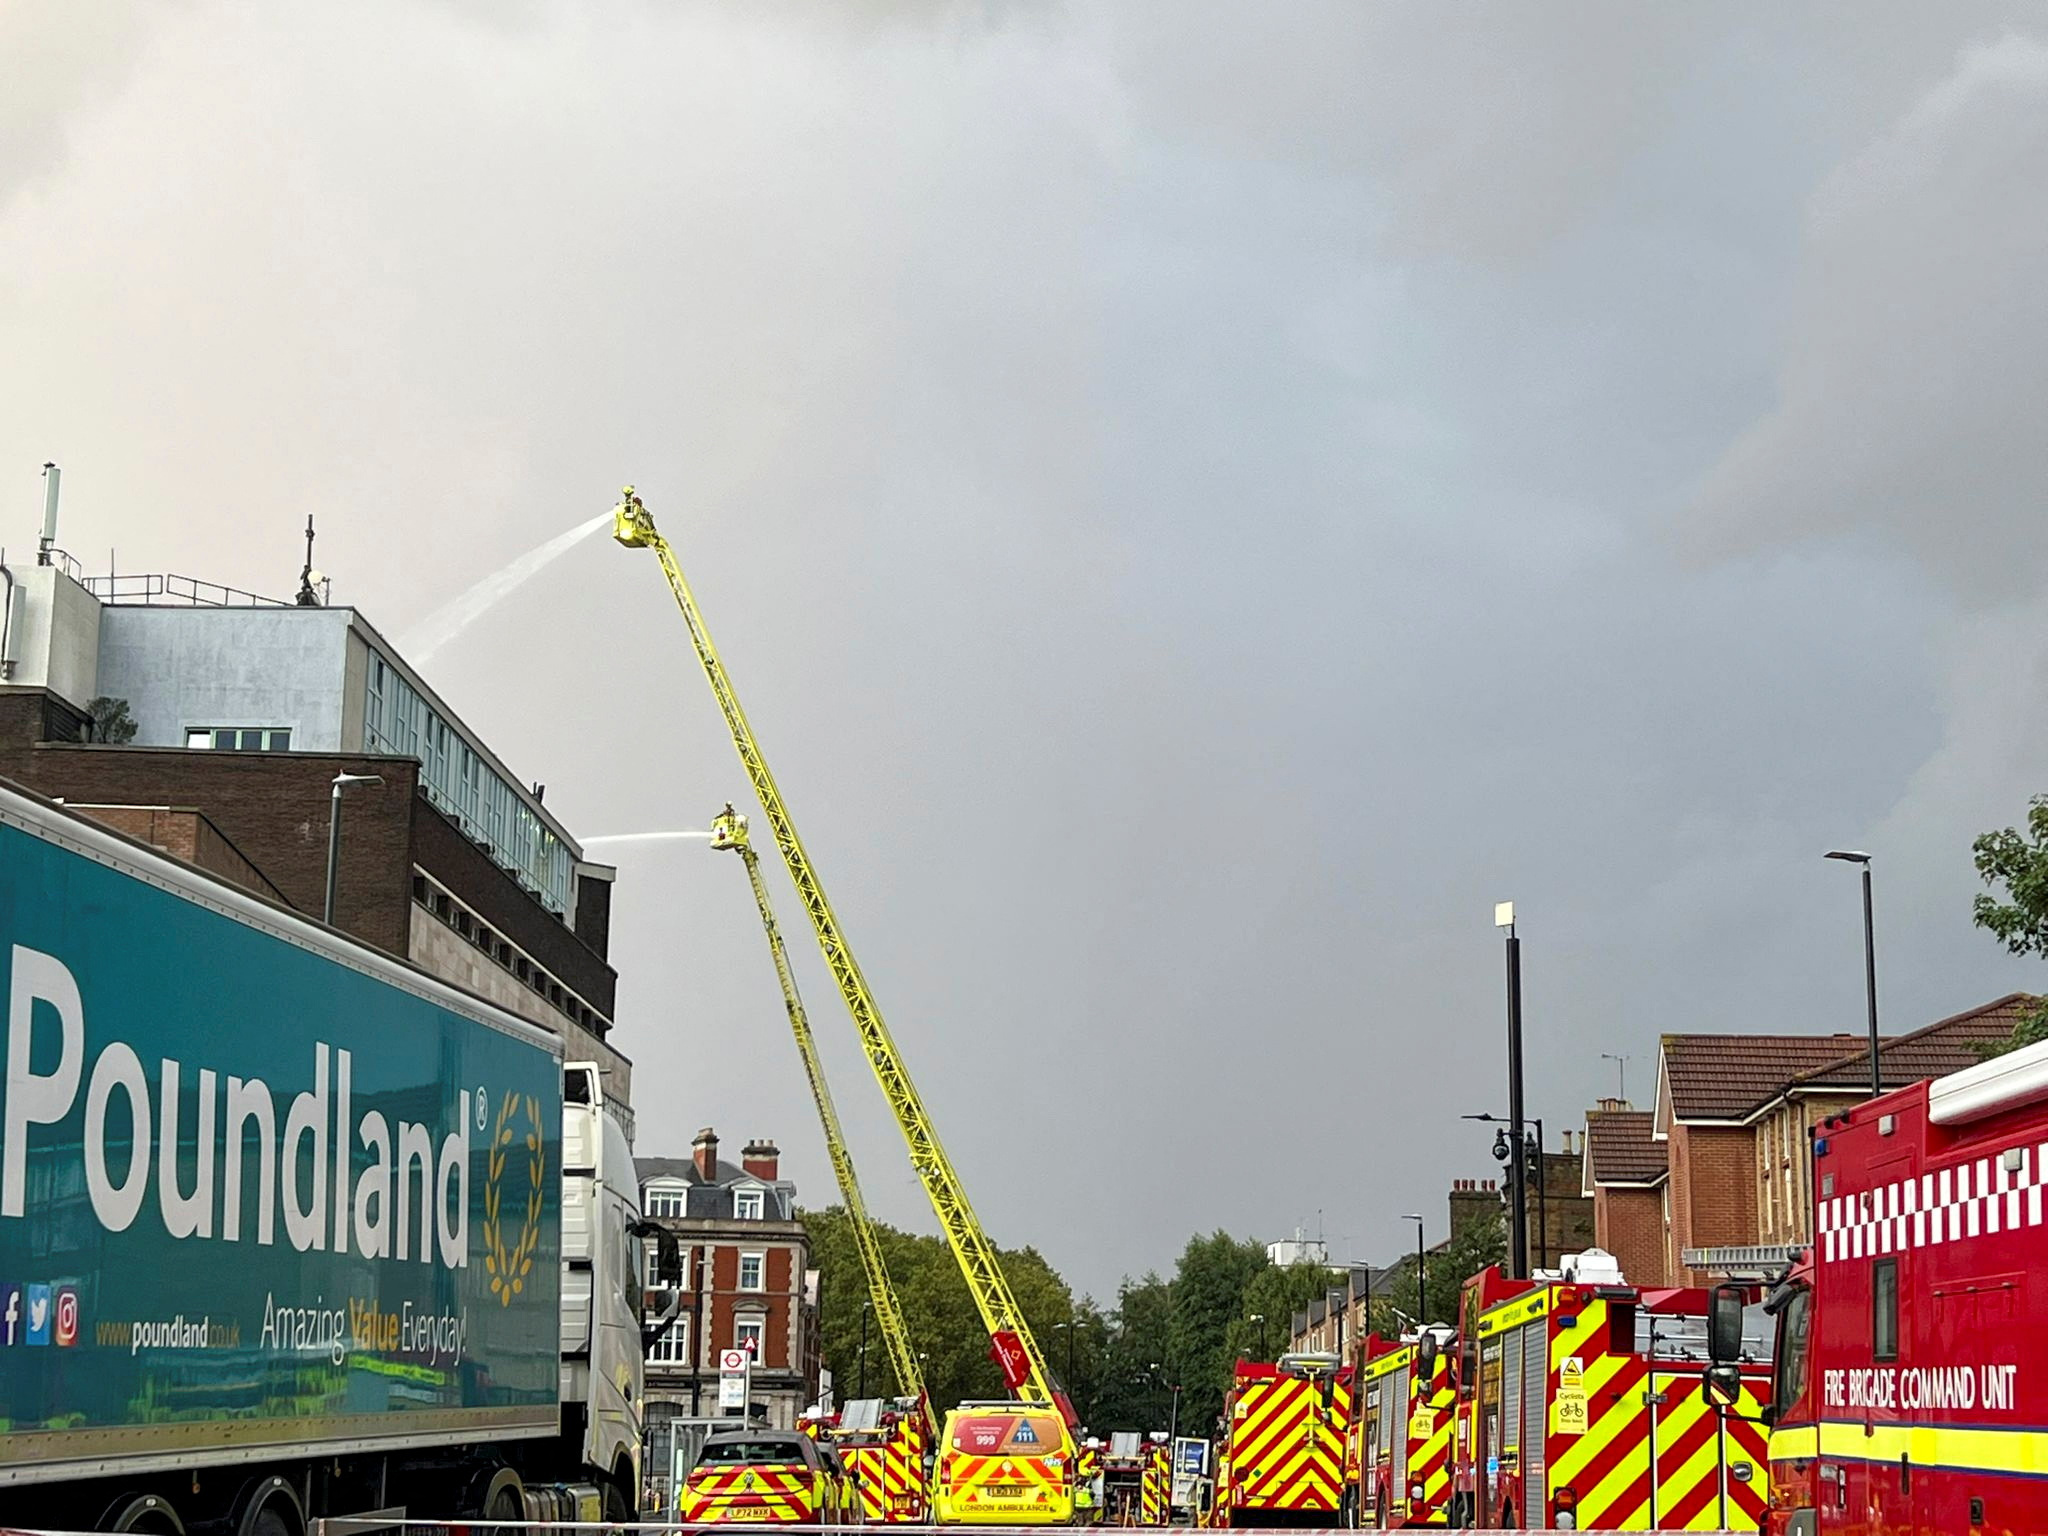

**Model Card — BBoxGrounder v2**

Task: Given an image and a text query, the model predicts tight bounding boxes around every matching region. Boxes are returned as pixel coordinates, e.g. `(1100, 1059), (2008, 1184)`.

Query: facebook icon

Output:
(0, 1285), (19, 1346)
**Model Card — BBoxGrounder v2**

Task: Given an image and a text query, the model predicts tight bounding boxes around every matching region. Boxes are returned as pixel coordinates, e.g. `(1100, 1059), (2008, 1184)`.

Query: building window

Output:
(736, 1317), (765, 1356)
(739, 1253), (765, 1292)
(1873, 1258), (1899, 1362)
(733, 1188), (765, 1222)
(645, 1187), (687, 1220)
(360, 651), (570, 915)
(648, 1317), (691, 1366)
(186, 726), (292, 751)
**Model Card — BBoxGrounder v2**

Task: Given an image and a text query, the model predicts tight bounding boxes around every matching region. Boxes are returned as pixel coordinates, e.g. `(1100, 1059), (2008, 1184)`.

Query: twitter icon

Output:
(25, 1283), (50, 1346)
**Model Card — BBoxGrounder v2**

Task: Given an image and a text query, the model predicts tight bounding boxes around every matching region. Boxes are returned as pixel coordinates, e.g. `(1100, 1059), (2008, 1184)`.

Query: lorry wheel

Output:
(98, 1493), (184, 1533)
(602, 1476), (632, 1522)
(233, 1475), (303, 1536)
(474, 1466), (525, 1521)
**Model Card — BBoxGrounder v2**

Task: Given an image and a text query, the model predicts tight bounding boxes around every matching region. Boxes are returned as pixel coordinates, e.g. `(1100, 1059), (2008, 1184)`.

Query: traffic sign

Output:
(719, 1346), (752, 1410)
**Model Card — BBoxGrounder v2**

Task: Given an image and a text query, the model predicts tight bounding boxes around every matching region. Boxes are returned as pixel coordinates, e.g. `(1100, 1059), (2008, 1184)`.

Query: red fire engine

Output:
(1219, 1353), (1354, 1526)
(1753, 1036), (2048, 1535)
(1454, 1251), (1771, 1530)
(1356, 1327), (1459, 1527)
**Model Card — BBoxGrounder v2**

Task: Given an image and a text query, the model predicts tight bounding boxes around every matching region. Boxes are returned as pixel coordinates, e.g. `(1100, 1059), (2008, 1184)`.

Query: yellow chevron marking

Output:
(1550, 1298), (1606, 1373)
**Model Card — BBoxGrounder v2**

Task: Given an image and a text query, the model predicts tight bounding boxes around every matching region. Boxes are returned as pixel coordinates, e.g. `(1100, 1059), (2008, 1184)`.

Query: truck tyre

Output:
(603, 1470), (633, 1522)
(98, 1492), (184, 1533)
(233, 1476), (303, 1536)
(475, 1466), (525, 1521)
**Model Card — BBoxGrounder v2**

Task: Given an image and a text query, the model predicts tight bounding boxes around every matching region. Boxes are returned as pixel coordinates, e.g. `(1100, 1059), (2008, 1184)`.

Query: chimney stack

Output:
(692, 1127), (719, 1181)
(742, 1140), (780, 1181)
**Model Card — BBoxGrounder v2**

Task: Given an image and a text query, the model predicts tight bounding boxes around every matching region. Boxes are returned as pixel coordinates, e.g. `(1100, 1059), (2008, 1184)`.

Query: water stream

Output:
(400, 510), (614, 664)
(580, 830), (715, 848)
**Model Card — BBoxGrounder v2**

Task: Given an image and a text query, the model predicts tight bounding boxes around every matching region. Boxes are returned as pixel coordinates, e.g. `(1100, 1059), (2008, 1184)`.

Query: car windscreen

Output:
(696, 1438), (813, 1468)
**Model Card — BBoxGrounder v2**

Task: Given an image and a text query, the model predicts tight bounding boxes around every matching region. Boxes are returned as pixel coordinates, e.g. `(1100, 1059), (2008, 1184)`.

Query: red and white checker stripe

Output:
(1818, 1143), (2048, 1263)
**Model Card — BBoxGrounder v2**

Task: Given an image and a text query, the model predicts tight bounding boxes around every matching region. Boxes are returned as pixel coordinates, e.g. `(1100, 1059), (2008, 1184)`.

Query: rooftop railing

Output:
(80, 572), (289, 607)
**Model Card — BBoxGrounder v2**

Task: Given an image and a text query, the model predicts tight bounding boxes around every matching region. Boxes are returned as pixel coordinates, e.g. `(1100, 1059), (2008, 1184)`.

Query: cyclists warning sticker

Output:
(1552, 1358), (1588, 1436)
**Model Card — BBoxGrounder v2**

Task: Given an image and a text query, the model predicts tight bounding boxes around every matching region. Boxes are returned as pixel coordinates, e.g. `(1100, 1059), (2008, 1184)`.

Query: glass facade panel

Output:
(361, 651), (570, 914)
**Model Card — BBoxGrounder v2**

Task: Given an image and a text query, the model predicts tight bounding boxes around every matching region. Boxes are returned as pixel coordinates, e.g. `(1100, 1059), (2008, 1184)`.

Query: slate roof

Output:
(1583, 1109), (1666, 1187)
(636, 1155), (798, 1221)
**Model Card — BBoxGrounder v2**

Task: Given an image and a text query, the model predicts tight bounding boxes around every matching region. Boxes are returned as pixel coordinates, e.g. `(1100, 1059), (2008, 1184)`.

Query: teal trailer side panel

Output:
(0, 806), (563, 1475)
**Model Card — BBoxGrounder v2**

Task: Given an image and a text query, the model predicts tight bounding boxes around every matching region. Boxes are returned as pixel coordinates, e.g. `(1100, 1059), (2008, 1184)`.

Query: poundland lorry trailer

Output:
(0, 782), (669, 1531)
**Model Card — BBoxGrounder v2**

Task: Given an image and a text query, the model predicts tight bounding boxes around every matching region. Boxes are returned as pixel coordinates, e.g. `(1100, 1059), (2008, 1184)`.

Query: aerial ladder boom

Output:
(614, 487), (1069, 1420)
(710, 802), (926, 1406)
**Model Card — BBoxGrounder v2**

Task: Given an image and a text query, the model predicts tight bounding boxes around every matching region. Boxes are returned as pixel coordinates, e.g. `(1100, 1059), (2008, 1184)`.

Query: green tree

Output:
(85, 695), (137, 744)
(802, 1207), (1111, 1423)
(1091, 1273), (1175, 1434)
(1971, 795), (2048, 1057)
(1219, 1262), (1341, 1371)
(1367, 1213), (1506, 1334)
(1165, 1232), (1268, 1435)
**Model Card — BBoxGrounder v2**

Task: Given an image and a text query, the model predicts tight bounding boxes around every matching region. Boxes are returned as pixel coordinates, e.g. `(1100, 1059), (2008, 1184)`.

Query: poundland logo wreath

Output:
(483, 1089), (545, 1305)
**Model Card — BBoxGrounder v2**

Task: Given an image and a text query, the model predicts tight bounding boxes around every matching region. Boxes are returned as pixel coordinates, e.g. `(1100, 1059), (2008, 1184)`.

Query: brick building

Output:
(1585, 997), (2035, 1285)
(637, 1131), (822, 1432)
(1581, 1101), (1667, 1285)
(0, 551), (630, 1109)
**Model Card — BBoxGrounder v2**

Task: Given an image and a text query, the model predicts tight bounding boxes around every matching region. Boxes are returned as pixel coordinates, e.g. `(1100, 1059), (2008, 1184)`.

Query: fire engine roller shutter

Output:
(1520, 1320), (1546, 1514)
(1502, 1325), (1524, 1463)
(1390, 1365), (1410, 1492)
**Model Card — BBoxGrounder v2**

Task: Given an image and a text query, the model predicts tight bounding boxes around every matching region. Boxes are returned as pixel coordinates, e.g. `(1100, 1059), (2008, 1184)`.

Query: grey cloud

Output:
(1689, 31), (2048, 600)
(0, 1), (162, 212)
(4, 2), (2046, 1299)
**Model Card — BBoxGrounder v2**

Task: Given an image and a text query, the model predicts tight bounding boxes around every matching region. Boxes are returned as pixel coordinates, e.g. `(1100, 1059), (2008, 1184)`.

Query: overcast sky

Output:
(6, 1), (2046, 1299)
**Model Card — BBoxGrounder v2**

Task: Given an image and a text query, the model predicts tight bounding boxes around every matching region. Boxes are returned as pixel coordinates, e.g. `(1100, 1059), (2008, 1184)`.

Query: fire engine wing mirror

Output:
(1703, 1363), (1742, 1409)
(631, 1220), (683, 1286)
(1708, 1283), (1746, 1364)
(1418, 1332), (1440, 1371)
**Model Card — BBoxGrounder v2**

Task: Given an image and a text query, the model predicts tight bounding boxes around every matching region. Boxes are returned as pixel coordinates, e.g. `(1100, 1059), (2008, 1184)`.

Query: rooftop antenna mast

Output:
(1600, 1052), (1628, 1101)
(295, 514), (321, 607)
(38, 463), (60, 566)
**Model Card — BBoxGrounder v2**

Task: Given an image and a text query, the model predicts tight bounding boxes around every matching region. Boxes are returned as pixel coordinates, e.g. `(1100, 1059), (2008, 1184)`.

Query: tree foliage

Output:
(803, 1209), (1508, 1443)
(1364, 1213), (1506, 1336)
(1971, 796), (2048, 1057)
(802, 1206), (1108, 1422)
(85, 695), (137, 745)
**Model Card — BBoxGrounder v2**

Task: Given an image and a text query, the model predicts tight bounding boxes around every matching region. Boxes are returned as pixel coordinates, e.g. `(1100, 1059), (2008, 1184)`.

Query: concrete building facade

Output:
(0, 547), (631, 1110)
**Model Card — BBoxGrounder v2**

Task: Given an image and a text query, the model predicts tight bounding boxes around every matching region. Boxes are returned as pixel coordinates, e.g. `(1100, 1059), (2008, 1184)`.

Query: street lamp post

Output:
(1249, 1313), (1267, 1360)
(324, 772), (385, 926)
(690, 1243), (709, 1415)
(1463, 1111), (1548, 1271)
(1054, 1320), (1076, 1388)
(1826, 851), (1881, 1097)
(1496, 902), (1529, 1277)
(1404, 1215), (1425, 1325)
